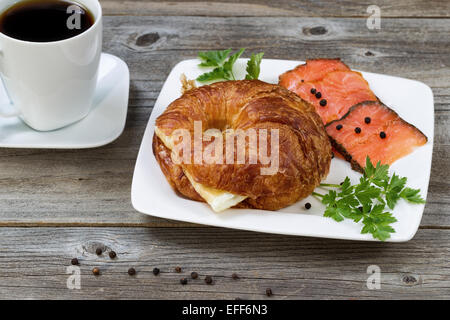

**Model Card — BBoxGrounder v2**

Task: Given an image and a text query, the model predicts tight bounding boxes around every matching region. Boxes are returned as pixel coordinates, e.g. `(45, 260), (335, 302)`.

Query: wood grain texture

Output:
(0, 227), (449, 299)
(0, 16), (448, 226)
(0, 2), (449, 300)
(103, 16), (450, 87)
(100, 0), (450, 18)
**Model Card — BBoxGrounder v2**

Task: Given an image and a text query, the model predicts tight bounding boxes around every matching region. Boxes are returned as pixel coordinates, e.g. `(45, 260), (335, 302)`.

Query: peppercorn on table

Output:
(0, 0), (449, 299)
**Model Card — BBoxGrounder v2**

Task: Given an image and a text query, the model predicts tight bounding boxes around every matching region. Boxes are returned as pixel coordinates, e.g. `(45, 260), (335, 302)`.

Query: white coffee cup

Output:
(0, 0), (102, 131)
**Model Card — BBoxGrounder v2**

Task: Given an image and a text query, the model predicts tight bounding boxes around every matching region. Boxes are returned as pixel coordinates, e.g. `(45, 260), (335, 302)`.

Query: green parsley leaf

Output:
(388, 173), (407, 193)
(385, 191), (400, 210)
(322, 190), (337, 206)
(364, 157), (376, 178)
(198, 49), (231, 67)
(245, 52), (264, 80)
(338, 195), (359, 208)
(354, 181), (380, 207)
(371, 224), (396, 241)
(196, 67), (227, 82)
(400, 187), (426, 204)
(385, 173), (407, 209)
(317, 156), (425, 241)
(373, 161), (389, 182)
(339, 177), (353, 195)
(223, 48), (245, 80)
(324, 206), (344, 222)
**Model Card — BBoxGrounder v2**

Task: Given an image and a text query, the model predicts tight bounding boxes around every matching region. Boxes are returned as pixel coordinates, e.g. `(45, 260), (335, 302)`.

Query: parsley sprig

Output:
(313, 157), (426, 241)
(197, 49), (264, 83)
(245, 52), (264, 80)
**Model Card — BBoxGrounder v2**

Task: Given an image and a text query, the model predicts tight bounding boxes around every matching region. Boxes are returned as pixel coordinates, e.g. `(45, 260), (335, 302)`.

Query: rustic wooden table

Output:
(0, 0), (449, 299)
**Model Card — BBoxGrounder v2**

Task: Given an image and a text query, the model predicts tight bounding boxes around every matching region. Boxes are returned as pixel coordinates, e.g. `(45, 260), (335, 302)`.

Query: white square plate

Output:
(131, 59), (434, 242)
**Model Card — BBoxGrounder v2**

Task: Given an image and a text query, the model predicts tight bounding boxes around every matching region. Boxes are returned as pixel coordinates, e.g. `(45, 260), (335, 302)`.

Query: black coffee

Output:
(0, 0), (94, 42)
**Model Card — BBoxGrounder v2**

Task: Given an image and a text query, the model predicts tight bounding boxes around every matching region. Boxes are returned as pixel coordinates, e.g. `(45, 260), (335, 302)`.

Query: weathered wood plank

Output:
(0, 227), (448, 299)
(100, 0), (450, 18)
(102, 16), (450, 87)
(0, 16), (448, 226)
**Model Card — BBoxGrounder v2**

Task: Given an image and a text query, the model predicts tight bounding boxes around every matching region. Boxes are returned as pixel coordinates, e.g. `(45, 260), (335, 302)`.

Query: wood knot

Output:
(135, 33), (160, 47)
(365, 51), (375, 56)
(303, 26), (327, 36)
(402, 275), (418, 285)
(83, 241), (107, 255)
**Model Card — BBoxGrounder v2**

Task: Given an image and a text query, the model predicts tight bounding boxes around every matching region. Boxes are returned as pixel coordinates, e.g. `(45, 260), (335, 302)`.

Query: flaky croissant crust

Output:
(153, 80), (332, 211)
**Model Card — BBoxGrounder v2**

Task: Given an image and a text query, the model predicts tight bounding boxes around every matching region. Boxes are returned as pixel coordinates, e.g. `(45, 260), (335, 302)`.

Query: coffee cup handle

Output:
(0, 48), (20, 118)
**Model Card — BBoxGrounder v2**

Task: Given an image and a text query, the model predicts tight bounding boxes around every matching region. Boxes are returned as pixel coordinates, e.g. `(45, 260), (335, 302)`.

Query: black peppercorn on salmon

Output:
(279, 59), (377, 124)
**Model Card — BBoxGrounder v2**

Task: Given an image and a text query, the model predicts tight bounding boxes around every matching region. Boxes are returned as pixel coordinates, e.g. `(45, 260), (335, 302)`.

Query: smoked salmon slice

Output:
(279, 59), (350, 89)
(326, 101), (428, 172)
(292, 71), (377, 124)
(279, 59), (377, 124)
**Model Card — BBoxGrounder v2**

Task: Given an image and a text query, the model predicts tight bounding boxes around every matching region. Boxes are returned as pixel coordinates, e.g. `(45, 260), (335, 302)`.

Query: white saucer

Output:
(0, 53), (129, 149)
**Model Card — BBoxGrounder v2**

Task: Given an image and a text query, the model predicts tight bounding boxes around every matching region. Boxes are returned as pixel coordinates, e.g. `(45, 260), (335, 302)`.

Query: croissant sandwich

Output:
(153, 80), (332, 212)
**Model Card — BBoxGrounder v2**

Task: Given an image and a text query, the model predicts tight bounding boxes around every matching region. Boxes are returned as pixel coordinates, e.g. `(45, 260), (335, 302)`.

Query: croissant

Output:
(153, 80), (332, 212)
